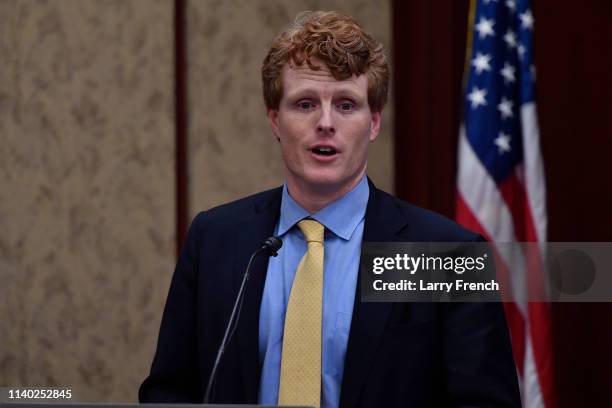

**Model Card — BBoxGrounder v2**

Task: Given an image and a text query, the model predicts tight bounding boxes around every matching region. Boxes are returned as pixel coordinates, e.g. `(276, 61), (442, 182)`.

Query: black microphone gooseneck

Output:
(203, 236), (283, 403)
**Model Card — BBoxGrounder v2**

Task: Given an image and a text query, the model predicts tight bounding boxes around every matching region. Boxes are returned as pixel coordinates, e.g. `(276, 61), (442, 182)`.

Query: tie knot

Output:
(298, 219), (325, 243)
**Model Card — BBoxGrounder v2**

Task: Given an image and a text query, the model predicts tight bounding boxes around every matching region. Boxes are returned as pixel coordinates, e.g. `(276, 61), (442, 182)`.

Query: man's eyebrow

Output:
(334, 90), (364, 100)
(285, 87), (365, 99)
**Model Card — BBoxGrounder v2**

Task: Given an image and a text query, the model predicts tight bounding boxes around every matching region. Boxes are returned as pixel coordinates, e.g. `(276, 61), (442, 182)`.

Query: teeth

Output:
(313, 147), (336, 155)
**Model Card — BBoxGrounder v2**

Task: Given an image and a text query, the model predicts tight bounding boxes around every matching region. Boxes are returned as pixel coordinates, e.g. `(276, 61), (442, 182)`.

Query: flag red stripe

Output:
(499, 175), (556, 407)
(455, 191), (490, 239)
(498, 173), (539, 242)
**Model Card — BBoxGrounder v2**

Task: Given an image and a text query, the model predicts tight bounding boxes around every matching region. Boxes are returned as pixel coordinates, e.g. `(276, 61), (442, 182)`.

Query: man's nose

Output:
(316, 104), (336, 135)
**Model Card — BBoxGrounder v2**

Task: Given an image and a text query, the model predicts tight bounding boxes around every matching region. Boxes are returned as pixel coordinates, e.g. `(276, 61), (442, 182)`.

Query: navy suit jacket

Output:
(139, 180), (521, 407)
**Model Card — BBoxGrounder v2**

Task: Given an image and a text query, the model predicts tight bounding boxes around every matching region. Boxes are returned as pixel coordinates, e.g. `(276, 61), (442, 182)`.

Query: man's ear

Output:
(369, 111), (382, 142)
(267, 109), (281, 142)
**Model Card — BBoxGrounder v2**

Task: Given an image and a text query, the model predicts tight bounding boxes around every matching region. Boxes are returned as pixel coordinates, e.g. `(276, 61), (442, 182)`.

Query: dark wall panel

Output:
(534, 1), (612, 406)
(393, 0), (469, 217)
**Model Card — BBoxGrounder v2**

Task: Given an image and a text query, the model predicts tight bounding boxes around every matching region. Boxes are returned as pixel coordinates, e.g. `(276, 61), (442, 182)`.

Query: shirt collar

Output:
(277, 175), (369, 240)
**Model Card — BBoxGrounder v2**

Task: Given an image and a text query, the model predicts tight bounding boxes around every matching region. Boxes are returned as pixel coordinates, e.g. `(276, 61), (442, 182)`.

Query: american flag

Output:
(455, 0), (555, 407)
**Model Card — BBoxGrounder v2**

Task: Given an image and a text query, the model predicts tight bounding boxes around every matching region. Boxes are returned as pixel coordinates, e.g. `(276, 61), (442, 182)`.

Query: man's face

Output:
(267, 60), (381, 196)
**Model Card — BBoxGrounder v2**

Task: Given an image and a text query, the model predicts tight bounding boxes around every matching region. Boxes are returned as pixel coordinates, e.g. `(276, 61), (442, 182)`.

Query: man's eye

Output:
(338, 102), (354, 111)
(297, 101), (314, 110)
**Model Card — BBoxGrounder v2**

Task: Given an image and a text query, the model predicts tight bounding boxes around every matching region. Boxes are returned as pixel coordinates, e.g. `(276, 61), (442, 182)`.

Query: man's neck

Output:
(286, 172), (365, 214)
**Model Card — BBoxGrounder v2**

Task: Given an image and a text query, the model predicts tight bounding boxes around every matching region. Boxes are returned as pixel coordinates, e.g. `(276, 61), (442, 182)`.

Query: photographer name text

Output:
(372, 279), (499, 292)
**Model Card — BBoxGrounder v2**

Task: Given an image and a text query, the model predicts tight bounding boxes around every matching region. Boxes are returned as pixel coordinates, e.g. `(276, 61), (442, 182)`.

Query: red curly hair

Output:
(261, 11), (389, 113)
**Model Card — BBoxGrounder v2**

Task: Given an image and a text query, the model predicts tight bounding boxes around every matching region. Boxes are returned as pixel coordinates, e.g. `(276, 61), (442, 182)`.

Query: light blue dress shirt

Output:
(258, 175), (369, 408)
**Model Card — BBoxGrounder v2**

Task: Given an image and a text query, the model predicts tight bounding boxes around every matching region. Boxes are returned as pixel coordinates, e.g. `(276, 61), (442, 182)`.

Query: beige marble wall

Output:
(187, 0), (394, 215)
(0, 0), (175, 402)
(0, 0), (394, 402)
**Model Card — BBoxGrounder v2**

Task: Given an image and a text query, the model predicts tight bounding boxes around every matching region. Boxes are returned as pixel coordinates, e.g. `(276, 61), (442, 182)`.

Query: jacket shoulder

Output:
(189, 186), (282, 231)
(375, 188), (481, 242)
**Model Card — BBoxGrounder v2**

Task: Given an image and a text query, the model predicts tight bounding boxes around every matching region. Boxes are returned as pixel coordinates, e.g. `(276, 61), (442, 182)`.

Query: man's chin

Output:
(299, 173), (361, 195)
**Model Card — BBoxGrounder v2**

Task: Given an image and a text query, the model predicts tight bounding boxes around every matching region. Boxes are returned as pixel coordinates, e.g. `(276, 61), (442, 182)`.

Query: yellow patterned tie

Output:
(278, 219), (325, 408)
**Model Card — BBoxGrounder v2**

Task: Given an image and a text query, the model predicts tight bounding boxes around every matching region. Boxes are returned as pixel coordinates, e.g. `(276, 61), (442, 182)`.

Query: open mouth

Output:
(311, 146), (338, 156)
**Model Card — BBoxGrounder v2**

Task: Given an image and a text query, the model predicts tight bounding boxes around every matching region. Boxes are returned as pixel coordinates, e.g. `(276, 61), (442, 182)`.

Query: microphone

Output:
(262, 236), (282, 256)
(203, 236), (283, 403)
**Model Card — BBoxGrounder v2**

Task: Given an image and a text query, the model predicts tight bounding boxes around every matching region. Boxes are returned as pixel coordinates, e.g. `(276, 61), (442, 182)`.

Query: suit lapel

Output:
(339, 180), (409, 408)
(229, 188), (282, 402)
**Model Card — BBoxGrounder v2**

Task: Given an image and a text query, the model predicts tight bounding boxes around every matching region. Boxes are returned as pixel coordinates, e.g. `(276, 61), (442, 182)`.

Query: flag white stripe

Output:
(521, 104), (549, 408)
(521, 102), (548, 242)
(524, 325), (545, 408)
(521, 103), (547, 244)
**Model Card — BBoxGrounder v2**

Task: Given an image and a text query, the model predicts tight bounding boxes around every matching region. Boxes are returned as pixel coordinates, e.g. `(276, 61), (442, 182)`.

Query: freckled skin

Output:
(267, 61), (382, 213)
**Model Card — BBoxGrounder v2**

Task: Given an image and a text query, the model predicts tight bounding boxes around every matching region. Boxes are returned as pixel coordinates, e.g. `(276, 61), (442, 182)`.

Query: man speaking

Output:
(140, 11), (520, 408)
